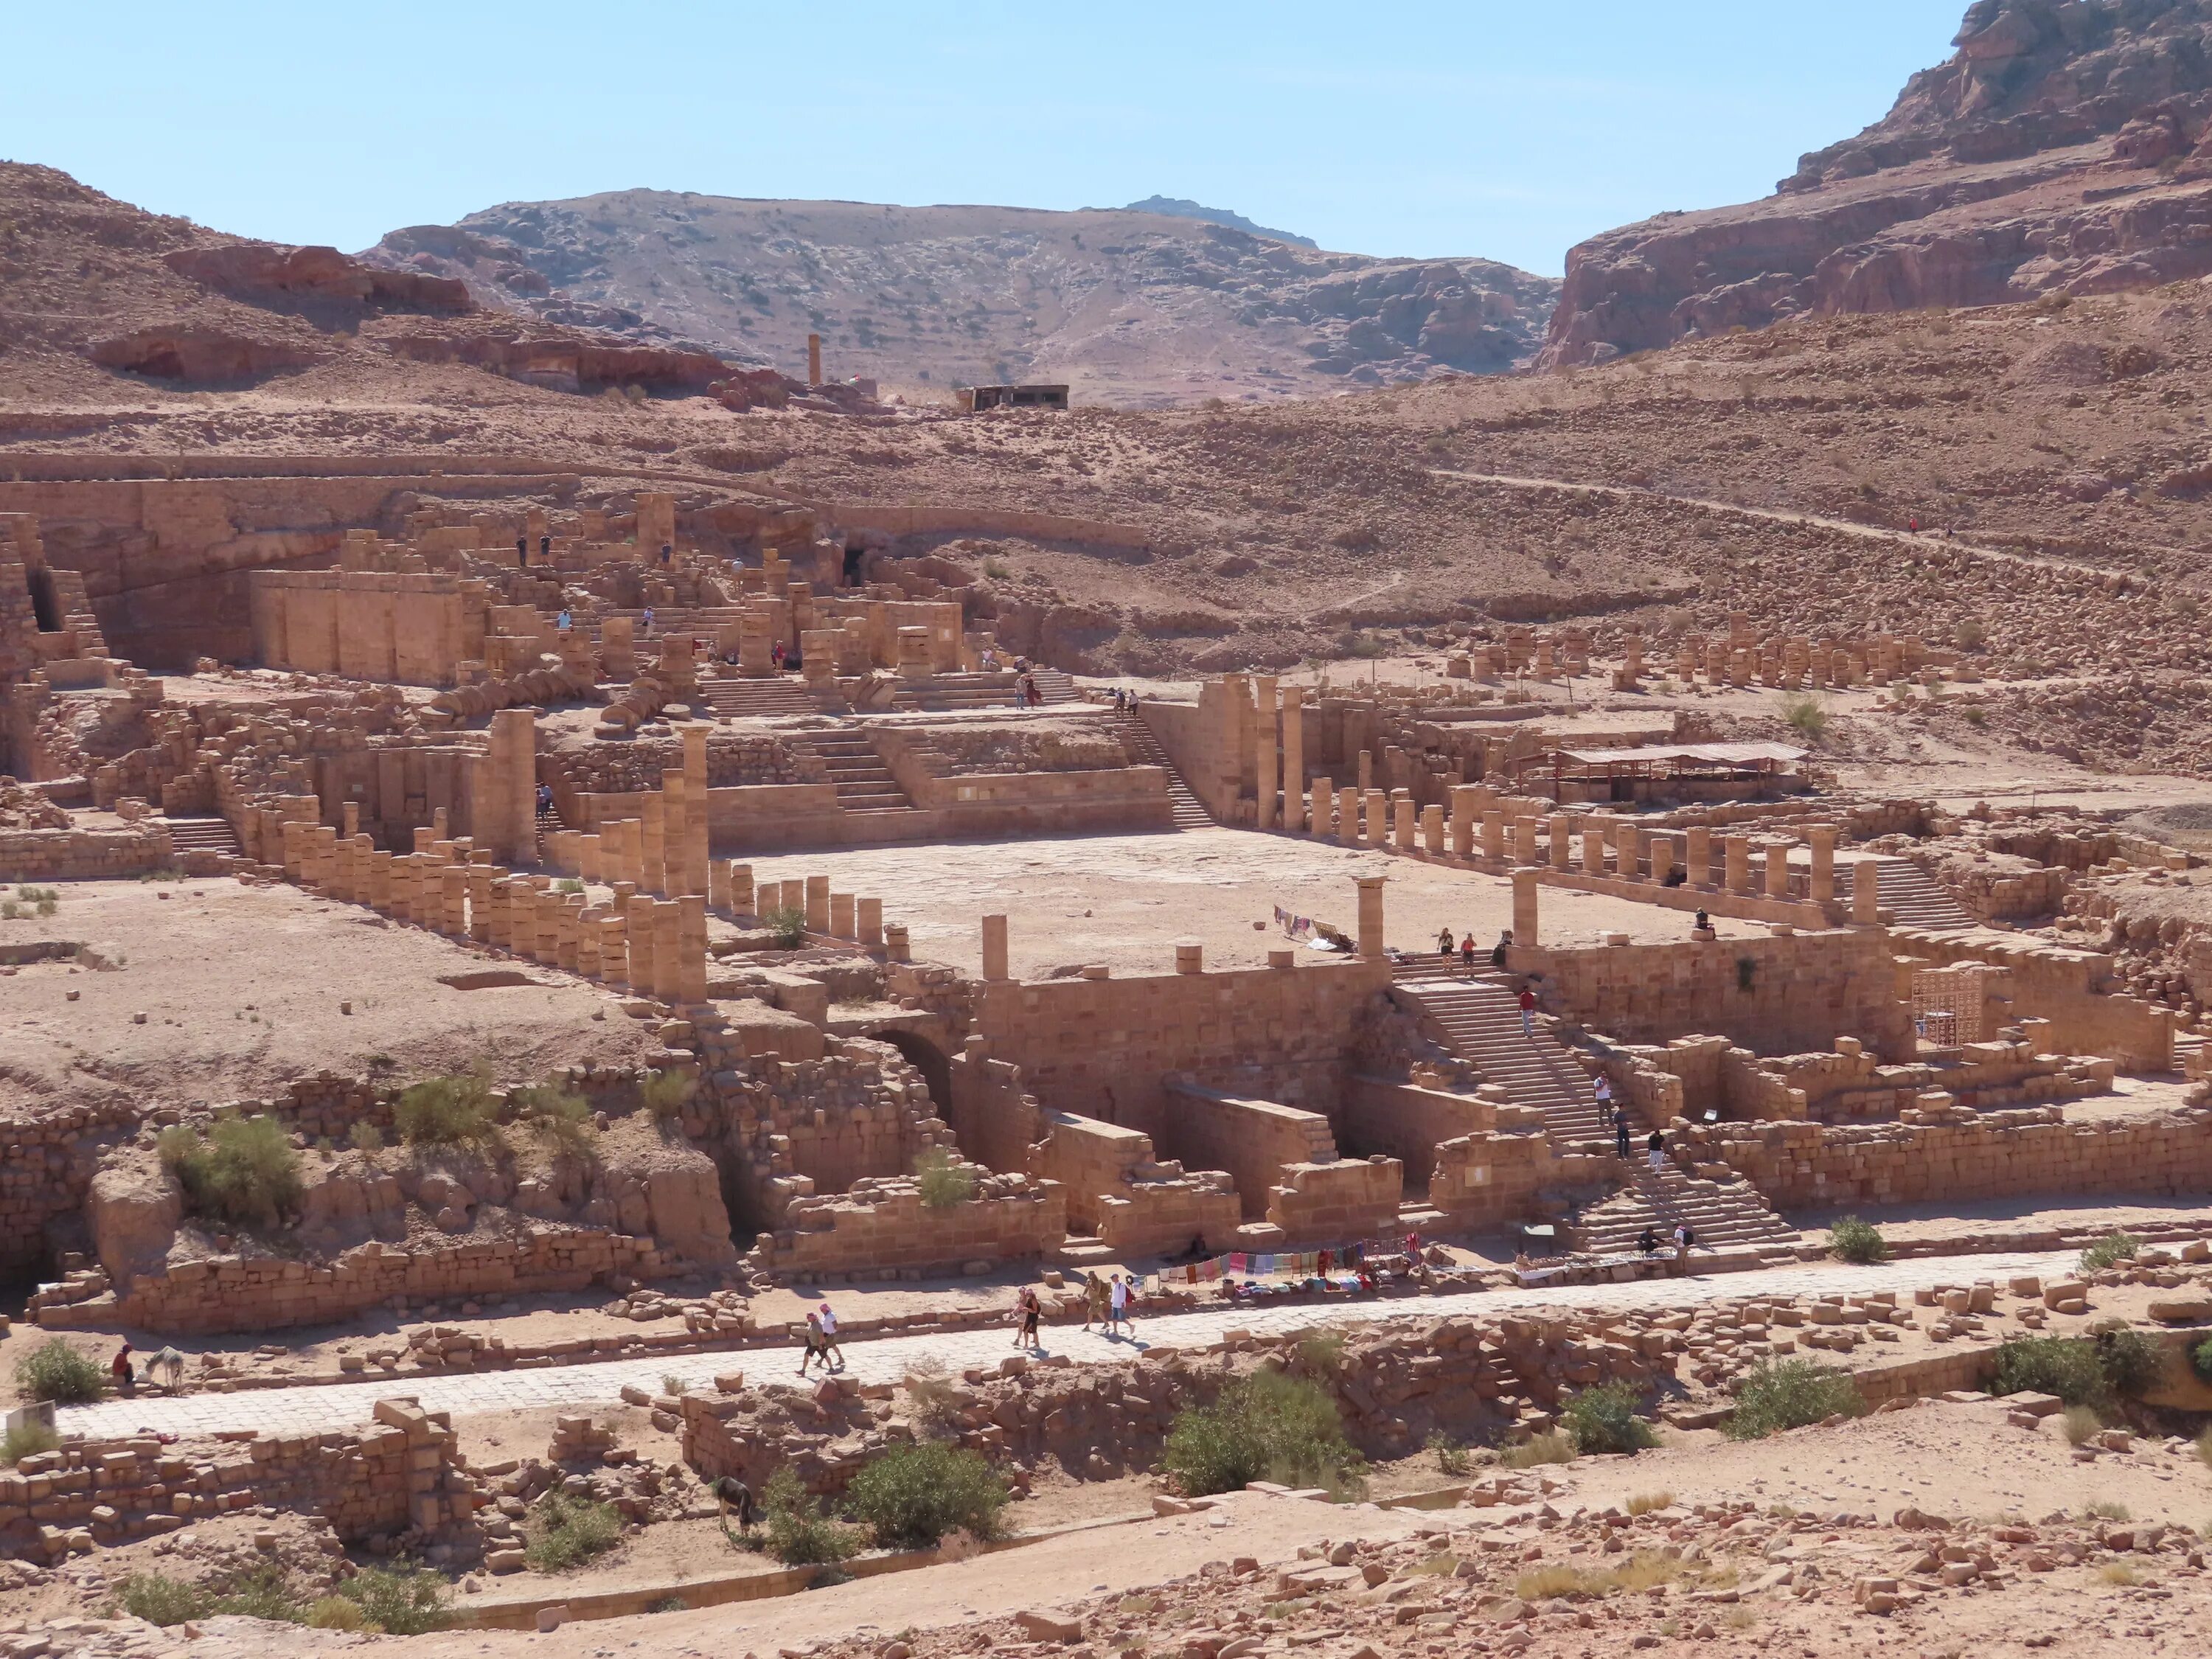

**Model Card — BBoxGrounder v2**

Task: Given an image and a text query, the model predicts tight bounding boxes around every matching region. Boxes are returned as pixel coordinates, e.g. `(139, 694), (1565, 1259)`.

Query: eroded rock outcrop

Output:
(1544, 0), (2212, 365)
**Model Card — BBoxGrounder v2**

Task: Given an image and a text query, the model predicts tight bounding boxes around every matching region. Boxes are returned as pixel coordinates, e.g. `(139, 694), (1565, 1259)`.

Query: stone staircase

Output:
(1840, 856), (1975, 929)
(1112, 712), (1212, 829)
(1565, 1160), (1799, 1260)
(890, 668), (1082, 712)
(700, 675), (821, 718)
(160, 815), (243, 857)
(790, 731), (914, 814)
(1394, 976), (1604, 1144)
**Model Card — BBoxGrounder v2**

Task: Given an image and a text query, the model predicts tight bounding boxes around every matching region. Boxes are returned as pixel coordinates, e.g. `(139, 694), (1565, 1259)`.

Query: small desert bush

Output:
(157, 1113), (302, 1229)
(2082, 1498), (2131, 1522)
(114, 1571), (208, 1625)
(1514, 1551), (1686, 1601)
(762, 904), (809, 949)
(2191, 1335), (2212, 1385)
(513, 1085), (597, 1158)
(1991, 1332), (2159, 1408)
(2099, 1562), (2140, 1586)
(759, 1468), (860, 1566)
(1294, 1329), (1347, 1375)
(638, 1067), (697, 1121)
(845, 1441), (1008, 1549)
(14, 1338), (105, 1404)
(1161, 1369), (1366, 1497)
(914, 1146), (976, 1209)
(1827, 1216), (1888, 1265)
(1500, 1430), (1577, 1470)
(2079, 1230), (2140, 1273)
(1427, 1430), (1469, 1476)
(348, 1122), (383, 1153)
(1561, 1382), (1657, 1455)
(2096, 1326), (2164, 1399)
(394, 1070), (498, 1146)
(2194, 1425), (2212, 1470)
(333, 1563), (453, 1634)
(524, 1492), (625, 1572)
(555, 877), (584, 894)
(1780, 692), (1829, 742)
(16, 886), (58, 917)
(1723, 1360), (1863, 1440)
(901, 1357), (964, 1440)
(305, 1596), (366, 1630)
(2062, 1405), (2103, 1447)
(213, 1563), (304, 1622)
(1, 1419), (58, 1462)
(1627, 1490), (1674, 1516)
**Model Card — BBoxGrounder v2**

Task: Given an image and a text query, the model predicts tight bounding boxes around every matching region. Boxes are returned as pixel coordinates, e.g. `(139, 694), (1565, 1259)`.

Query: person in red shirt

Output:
(1518, 984), (1537, 1037)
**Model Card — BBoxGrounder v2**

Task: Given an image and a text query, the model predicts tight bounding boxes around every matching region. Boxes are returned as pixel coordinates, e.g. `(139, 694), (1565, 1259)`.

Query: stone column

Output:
(627, 895), (658, 992)
(858, 897), (883, 948)
(577, 905), (602, 979)
(1764, 841), (1792, 899)
(441, 866), (468, 938)
(681, 723), (712, 897)
(830, 891), (855, 939)
(1852, 860), (1881, 925)
(600, 915), (629, 988)
(1514, 816), (1540, 865)
(1723, 835), (1751, 894)
(1549, 814), (1574, 871)
(1686, 826), (1713, 889)
(1357, 750), (1374, 792)
(601, 615), (636, 681)
(652, 901), (683, 1002)
(730, 861), (755, 916)
(1449, 786), (1478, 858)
(659, 770), (686, 895)
(1650, 838), (1674, 886)
(1393, 793), (1416, 851)
(1582, 824), (1607, 877)
(708, 855), (728, 912)
(1809, 828), (1837, 905)
(487, 708), (538, 867)
(1482, 810), (1506, 862)
(1253, 675), (1278, 830)
(1613, 820), (1640, 883)
(640, 793), (664, 897)
(1310, 776), (1334, 838)
(982, 914), (1010, 981)
(368, 850), (393, 914)
(1281, 688), (1306, 831)
(804, 874), (830, 935)
(1365, 789), (1388, 849)
(557, 895), (584, 972)
(678, 895), (709, 1004)
(1355, 875), (1386, 961)
(1338, 787), (1360, 846)
(1175, 942), (1204, 975)
(1421, 803), (1445, 855)
(578, 833), (602, 885)
(1512, 868), (1540, 947)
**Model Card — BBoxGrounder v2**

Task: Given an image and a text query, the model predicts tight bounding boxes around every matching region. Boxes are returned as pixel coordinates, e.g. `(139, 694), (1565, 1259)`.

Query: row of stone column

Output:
(541, 723), (713, 900)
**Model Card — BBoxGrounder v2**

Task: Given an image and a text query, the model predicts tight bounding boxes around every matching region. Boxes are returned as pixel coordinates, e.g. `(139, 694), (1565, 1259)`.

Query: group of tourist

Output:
(795, 1301), (847, 1375)
(1435, 926), (1515, 978)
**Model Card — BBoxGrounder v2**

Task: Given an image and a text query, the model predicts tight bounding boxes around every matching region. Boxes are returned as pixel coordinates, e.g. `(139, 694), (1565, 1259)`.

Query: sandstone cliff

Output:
(1543, 0), (2212, 366)
(361, 192), (1559, 407)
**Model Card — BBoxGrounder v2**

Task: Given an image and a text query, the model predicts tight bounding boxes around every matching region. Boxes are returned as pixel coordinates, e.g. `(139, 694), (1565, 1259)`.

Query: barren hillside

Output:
(361, 192), (1559, 408)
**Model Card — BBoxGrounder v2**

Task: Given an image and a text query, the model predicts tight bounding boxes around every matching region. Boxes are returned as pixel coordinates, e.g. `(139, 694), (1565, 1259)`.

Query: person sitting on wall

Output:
(1638, 1226), (1660, 1256)
(111, 1343), (136, 1396)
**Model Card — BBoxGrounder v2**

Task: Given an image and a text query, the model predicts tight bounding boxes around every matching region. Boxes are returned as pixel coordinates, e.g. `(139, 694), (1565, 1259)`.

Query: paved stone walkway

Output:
(57, 1248), (2083, 1441)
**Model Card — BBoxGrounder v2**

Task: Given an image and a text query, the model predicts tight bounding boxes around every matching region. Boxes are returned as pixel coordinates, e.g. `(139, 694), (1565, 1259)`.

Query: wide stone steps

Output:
(700, 676), (820, 718)
(1840, 857), (1974, 929)
(793, 734), (913, 813)
(160, 816), (243, 855)
(1565, 1162), (1799, 1258)
(1394, 978), (1604, 1144)
(1112, 712), (1212, 829)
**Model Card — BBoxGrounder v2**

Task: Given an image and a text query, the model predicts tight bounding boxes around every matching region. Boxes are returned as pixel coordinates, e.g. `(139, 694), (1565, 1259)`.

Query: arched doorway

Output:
(872, 1029), (952, 1119)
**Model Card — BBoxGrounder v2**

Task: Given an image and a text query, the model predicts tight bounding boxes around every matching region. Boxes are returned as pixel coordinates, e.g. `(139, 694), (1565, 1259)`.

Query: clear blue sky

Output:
(5, 2), (1966, 275)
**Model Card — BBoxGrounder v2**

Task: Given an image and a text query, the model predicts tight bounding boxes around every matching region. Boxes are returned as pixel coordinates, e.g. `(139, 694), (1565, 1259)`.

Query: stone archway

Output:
(872, 1028), (953, 1119)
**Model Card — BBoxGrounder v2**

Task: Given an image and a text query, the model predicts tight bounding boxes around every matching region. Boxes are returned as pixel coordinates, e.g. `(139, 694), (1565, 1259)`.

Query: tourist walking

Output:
(1615, 1113), (1632, 1159)
(1108, 1272), (1131, 1336)
(797, 1311), (830, 1377)
(1436, 925), (1455, 962)
(515, 535), (528, 570)
(1593, 1074), (1614, 1127)
(816, 1301), (845, 1366)
(539, 535), (551, 563)
(641, 605), (655, 638)
(1646, 1130), (1666, 1173)
(1518, 982), (1537, 1037)
(1460, 933), (1477, 976)
(557, 609), (572, 635)
(1083, 1270), (1109, 1330)
(1673, 1222), (1694, 1271)
(1014, 1284), (1043, 1349)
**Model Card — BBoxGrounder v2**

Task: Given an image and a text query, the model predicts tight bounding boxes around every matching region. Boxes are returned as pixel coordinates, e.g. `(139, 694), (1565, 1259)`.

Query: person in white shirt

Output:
(815, 1301), (844, 1367)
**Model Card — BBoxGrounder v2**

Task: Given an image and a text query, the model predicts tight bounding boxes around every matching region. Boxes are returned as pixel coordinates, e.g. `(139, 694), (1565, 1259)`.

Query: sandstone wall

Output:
(1336, 1075), (1490, 1182)
(1028, 1110), (1243, 1256)
(751, 1180), (1067, 1276)
(945, 1051), (1040, 1178)
(1158, 1081), (1338, 1221)
(0, 823), (170, 882)
(1894, 929), (2174, 1071)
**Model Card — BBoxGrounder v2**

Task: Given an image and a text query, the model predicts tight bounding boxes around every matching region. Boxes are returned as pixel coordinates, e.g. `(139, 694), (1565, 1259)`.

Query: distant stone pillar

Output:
(1357, 750), (1374, 793)
(678, 895), (709, 1004)
(1582, 824), (1607, 877)
(858, 896), (883, 948)
(441, 866), (468, 938)
(1765, 841), (1792, 899)
(1514, 816), (1540, 865)
(1365, 789), (1388, 849)
(1393, 794), (1416, 850)
(804, 874), (830, 934)
(601, 615), (636, 681)
(1649, 838), (1674, 887)
(1512, 868), (1540, 947)
(367, 849), (394, 914)
(1482, 810), (1506, 863)
(1613, 821), (1640, 882)
(982, 914), (1010, 981)
(681, 723), (712, 897)
(577, 833), (602, 885)
(1355, 875), (1386, 961)
(652, 900), (683, 1001)
(600, 915), (629, 988)
(730, 861), (755, 916)
(640, 793), (665, 897)
(627, 894), (658, 992)
(1175, 942), (1204, 975)
(1724, 835), (1752, 894)
(1310, 775), (1334, 838)
(1449, 786), (1478, 858)
(659, 770), (686, 895)
(830, 891), (855, 939)
(1853, 860), (1881, 925)
(1809, 828), (1837, 904)
(557, 895), (585, 972)
(1281, 689), (1307, 832)
(1254, 675), (1279, 830)
(1549, 814), (1574, 870)
(577, 905), (603, 979)
(1422, 803), (1445, 855)
(1686, 826), (1713, 889)
(1338, 787), (1360, 846)
(807, 332), (823, 386)
(487, 708), (538, 866)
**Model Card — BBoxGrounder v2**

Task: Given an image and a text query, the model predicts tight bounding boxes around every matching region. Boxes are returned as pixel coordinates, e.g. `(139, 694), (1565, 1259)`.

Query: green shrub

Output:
(1, 1419), (58, 1461)
(114, 1571), (209, 1625)
(305, 1596), (366, 1630)
(513, 1085), (597, 1158)
(17, 885), (58, 917)
(2061, 1405), (2102, 1446)
(1561, 1383), (1657, 1455)
(1723, 1360), (1864, 1440)
(335, 1563), (453, 1635)
(156, 1113), (302, 1228)
(1427, 1430), (1469, 1476)
(1988, 1334), (2158, 1407)
(348, 1121), (383, 1153)
(14, 1338), (105, 1403)
(844, 1441), (1008, 1550)
(2191, 1335), (2212, 1385)
(524, 1491), (625, 1572)
(914, 1146), (977, 1209)
(1780, 693), (1829, 742)
(1827, 1216), (1888, 1265)
(759, 1468), (860, 1566)
(762, 904), (809, 949)
(1160, 1369), (1366, 1498)
(212, 1563), (304, 1622)
(2080, 1231), (2140, 1273)
(394, 1071), (498, 1146)
(1500, 1430), (1576, 1470)
(638, 1068), (697, 1121)
(556, 877), (585, 894)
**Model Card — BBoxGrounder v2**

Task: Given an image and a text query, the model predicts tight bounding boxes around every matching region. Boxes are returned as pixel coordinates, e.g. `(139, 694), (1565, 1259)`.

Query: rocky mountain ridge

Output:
(1543, 0), (2212, 366)
(361, 192), (1557, 407)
